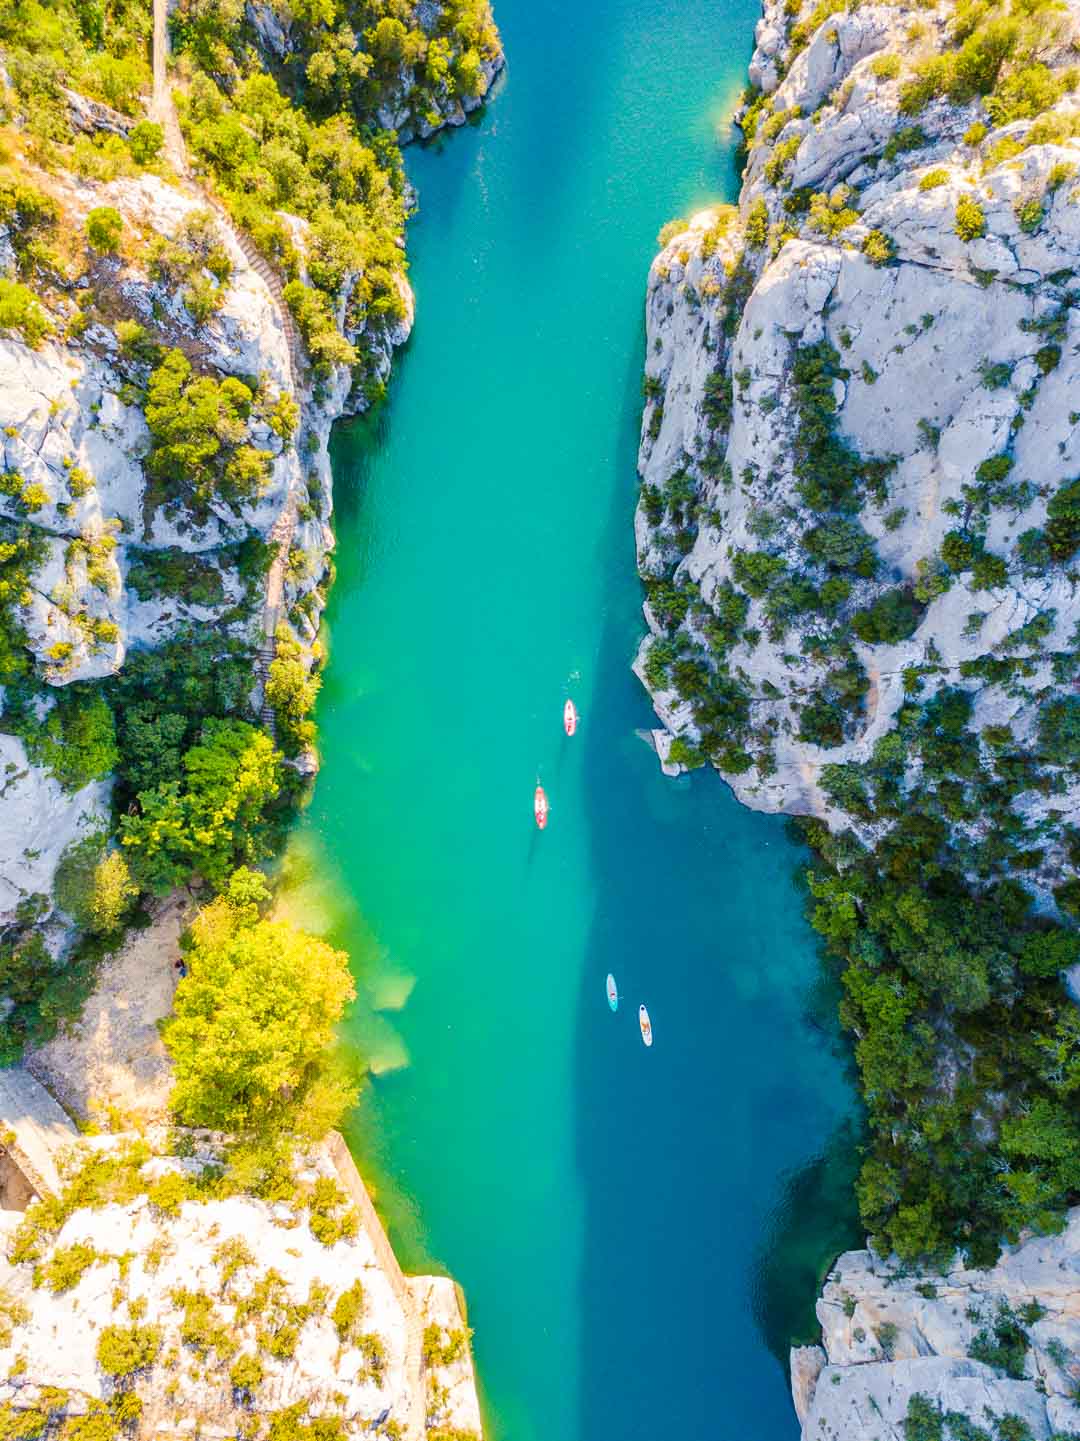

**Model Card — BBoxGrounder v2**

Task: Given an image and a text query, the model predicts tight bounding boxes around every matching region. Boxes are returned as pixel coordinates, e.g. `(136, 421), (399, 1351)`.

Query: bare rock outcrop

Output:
(798, 1213), (1080, 1440)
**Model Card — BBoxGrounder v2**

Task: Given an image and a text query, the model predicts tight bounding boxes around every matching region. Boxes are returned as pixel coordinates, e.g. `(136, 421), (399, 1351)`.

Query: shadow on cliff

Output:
(570, 329), (862, 1438)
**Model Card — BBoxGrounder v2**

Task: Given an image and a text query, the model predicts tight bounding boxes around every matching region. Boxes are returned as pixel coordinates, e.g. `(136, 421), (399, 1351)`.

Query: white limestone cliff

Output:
(0, 1126), (482, 1440)
(793, 1211), (1080, 1440)
(635, 0), (1080, 894)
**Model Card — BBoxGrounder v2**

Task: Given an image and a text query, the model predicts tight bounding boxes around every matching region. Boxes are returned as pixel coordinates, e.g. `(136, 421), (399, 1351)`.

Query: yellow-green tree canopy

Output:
(163, 869), (356, 1134)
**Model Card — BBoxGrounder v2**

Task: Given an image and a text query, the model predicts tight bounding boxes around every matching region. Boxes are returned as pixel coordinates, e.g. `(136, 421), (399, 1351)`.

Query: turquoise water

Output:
(285, 1), (861, 1436)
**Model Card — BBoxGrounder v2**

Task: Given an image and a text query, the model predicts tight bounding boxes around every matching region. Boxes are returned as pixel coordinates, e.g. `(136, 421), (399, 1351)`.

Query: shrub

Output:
(871, 53), (901, 80)
(883, 124), (926, 160)
(904, 1394), (943, 1441)
(954, 196), (987, 242)
(1038, 696), (1080, 766)
(1015, 196), (1043, 233)
(127, 120), (164, 165)
(980, 360), (1012, 389)
(331, 1281), (364, 1341)
(732, 550), (785, 597)
(283, 280), (357, 375)
(96, 1323), (162, 1377)
(36, 1242), (101, 1293)
(798, 693), (845, 748)
(147, 1171), (190, 1216)
(85, 206), (123, 255)
(808, 190), (858, 237)
(1045, 477), (1080, 560)
(918, 168), (949, 191)
(22, 691), (118, 792)
(802, 516), (875, 572)
(183, 275), (224, 324)
(970, 551), (1007, 590)
(986, 62), (1064, 124)
(862, 229), (894, 265)
(229, 1353), (264, 1394)
(0, 280), (52, 348)
(145, 350), (270, 514)
(744, 198), (768, 247)
(940, 531), (974, 571)
(1019, 928), (1080, 978)
(67, 466), (94, 498)
(764, 134), (802, 186)
(968, 1302), (1030, 1379)
(656, 218), (690, 248)
(61, 1405), (119, 1441)
(268, 393), (300, 441)
(265, 627), (319, 757)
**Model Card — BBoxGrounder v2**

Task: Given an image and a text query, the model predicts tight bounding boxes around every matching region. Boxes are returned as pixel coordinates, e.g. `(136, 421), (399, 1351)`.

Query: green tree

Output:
(54, 835), (137, 934)
(162, 869), (356, 1133)
(120, 718), (280, 892)
(144, 350), (267, 512)
(23, 690), (118, 792)
(127, 120), (164, 164)
(265, 626), (320, 756)
(85, 206), (123, 254)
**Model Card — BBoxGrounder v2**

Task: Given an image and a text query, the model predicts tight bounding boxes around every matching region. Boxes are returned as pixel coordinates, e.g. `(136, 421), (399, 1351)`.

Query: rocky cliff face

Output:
(635, 0), (1080, 1430)
(0, 159), (363, 922)
(792, 1210), (1080, 1440)
(635, 0), (1080, 898)
(0, 1126), (482, 1441)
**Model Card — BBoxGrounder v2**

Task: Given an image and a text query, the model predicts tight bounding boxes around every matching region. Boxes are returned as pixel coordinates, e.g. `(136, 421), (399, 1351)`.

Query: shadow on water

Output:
(753, 1116), (865, 1363)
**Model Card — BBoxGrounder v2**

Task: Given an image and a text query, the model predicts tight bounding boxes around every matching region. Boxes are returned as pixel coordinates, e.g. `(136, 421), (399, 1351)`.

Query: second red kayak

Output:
(564, 699), (578, 736)
(534, 784), (549, 829)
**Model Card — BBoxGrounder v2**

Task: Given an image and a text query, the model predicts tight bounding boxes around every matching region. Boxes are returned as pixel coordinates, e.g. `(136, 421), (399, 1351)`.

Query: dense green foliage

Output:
(119, 717), (281, 893)
(635, 168), (1080, 1272)
(163, 869), (356, 1134)
(0, 522), (46, 681)
(801, 674), (1080, 1264)
(265, 624), (321, 757)
(0, 0), (152, 131)
(903, 1389), (1080, 1441)
(144, 350), (271, 518)
(0, 685), (118, 792)
(54, 835), (136, 936)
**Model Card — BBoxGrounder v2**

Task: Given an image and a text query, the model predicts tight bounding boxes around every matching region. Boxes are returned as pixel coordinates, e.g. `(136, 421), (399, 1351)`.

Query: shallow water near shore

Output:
(285, 0), (862, 1435)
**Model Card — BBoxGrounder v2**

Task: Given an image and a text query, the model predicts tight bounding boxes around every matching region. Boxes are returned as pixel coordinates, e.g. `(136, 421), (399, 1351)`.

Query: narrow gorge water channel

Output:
(284, 1), (861, 1435)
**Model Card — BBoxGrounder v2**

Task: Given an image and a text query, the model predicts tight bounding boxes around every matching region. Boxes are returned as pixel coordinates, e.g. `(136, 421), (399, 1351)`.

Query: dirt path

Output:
(26, 896), (190, 1127)
(151, 0), (188, 177)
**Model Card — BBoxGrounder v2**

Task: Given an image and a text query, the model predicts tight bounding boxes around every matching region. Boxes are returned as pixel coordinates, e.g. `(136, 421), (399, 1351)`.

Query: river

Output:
(282, 0), (861, 1436)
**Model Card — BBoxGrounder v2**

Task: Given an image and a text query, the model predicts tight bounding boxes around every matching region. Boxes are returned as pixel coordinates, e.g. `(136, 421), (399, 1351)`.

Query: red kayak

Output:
(534, 784), (549, 830)
(564, 699), (578, 737)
